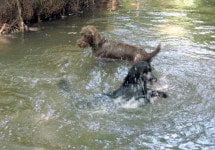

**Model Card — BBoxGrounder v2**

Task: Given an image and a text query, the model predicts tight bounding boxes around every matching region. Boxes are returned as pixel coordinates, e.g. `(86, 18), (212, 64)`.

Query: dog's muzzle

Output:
(76, 39), (89, 48)
(146, 72), (157, 83)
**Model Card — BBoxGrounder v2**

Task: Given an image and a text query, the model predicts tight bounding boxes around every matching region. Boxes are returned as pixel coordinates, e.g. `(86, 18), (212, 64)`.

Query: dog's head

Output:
(76, 25), (102, 48)
(123, 61), (157, 86)
(141, 62), (157, 83)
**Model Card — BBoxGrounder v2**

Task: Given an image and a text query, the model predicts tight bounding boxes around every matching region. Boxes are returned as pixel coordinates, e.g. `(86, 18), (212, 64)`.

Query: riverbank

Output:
(0, 0), (116, 35)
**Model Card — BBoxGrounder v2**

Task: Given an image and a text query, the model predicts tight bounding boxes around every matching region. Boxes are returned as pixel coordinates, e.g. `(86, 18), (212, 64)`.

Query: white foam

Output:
(114, 97), (147, 109)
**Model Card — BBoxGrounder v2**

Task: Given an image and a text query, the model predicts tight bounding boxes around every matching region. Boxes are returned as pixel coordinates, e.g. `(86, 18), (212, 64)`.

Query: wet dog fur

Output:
(77, 25), (161, 62)
(108, 61), (167, 103)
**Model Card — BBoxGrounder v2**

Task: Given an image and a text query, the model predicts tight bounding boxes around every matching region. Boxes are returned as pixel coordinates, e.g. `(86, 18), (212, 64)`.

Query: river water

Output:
(0, 0), (215, 149)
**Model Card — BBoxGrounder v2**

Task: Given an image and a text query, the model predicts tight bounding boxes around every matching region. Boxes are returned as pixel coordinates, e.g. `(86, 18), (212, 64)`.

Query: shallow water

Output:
(0, 0), (215, 149)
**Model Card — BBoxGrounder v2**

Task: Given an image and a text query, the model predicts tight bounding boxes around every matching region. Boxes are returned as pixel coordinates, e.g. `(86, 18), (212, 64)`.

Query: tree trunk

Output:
(16, 0), (25, 32)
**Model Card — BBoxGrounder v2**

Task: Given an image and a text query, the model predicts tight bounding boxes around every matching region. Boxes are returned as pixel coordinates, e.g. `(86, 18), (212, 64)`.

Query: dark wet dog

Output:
(77, 25), (161, 62)
(108, 61), (167, 103)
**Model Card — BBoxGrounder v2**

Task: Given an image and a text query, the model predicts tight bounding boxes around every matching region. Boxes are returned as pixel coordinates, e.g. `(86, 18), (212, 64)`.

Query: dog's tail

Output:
(148, 43), (161, 61)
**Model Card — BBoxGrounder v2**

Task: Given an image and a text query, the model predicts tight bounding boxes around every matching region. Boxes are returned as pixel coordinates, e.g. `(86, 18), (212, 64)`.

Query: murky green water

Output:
(0, 0), (215, 149)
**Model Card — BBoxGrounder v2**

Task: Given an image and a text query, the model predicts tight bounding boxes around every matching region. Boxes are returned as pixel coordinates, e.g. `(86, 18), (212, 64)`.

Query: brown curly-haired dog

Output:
(77, 25), (161, 62)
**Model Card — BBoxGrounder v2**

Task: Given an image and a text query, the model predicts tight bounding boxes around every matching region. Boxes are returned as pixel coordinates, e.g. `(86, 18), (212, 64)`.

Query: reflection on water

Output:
(0, 0), (215, 149)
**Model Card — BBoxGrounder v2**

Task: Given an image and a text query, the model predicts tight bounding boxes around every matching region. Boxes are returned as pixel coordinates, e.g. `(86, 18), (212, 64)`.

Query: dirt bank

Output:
(0, 0), (116, 34)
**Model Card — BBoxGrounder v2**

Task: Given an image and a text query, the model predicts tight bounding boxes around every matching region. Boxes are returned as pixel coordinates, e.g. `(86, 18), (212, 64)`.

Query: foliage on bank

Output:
(0, 0), (108, 34)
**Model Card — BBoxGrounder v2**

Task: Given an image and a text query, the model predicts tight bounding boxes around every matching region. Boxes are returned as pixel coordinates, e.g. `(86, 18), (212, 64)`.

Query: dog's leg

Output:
(142, 80), (151, 102)
(135, 95), (150, 103)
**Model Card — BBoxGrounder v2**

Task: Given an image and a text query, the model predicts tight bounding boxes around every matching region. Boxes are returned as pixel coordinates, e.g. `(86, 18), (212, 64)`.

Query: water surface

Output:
(0, 0), (215, 149)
